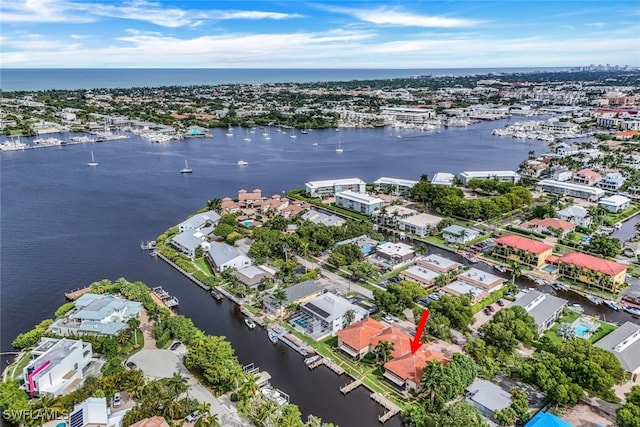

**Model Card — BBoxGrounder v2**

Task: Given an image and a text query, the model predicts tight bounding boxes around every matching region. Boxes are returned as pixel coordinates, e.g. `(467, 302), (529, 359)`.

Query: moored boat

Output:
(569, 304), (584, 313)
(268, 329), (279, 344)
(624, 305), (640, 316)
(603, 300), (620, 311)
(304, 355), (321, 366)
(585, 294), (601, 305)
(245, 318), (256, 329)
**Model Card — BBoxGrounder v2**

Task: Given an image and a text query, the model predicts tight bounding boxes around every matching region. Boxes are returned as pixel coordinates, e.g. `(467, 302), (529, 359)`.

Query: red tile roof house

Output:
(336, 318), (386, 359)
(238, 189), (263, 208)
(383, 347), (449, 393)
(221, 197), (240, 214)
(555, 251), (628, 293)
(573, 168), (602, 186)
(493, 235), (554, 267)
(260, 195), (290, 214)
(520, 218), (576, 238)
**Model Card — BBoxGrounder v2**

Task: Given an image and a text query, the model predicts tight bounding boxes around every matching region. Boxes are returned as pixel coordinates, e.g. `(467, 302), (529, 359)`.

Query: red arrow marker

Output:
(410, 309), (430, 354)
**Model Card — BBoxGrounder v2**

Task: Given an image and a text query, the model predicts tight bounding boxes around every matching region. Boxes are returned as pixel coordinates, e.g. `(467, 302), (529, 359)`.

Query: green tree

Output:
(617, 386), (640, 427)
(434, 401), (489, 427)
(373, 340), (394, 366)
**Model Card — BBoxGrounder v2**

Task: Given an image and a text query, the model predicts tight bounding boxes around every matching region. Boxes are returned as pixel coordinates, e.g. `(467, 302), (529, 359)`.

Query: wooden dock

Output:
(308, 357), (345, 375)
(340, 379), (362, 394)
(210, 288), (224, 301)
(64, 286), (91, 300)
(152, 286), (179, 308)
(371, 392), (401, 423)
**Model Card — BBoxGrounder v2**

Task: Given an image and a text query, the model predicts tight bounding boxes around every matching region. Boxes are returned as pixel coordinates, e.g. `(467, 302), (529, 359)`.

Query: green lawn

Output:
(425, 235), (450, 248)
(589, 321), (616, 343)
(194, 258), (213, 276)
(543, 311), (616, 345)
(10, 352), (31, 380)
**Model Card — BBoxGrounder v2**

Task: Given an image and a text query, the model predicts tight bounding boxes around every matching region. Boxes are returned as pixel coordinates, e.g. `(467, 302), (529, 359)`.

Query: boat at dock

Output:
(603, 300), (620, 311)
(624, 305), (640, 316)
(210, 289), (223, 301)
(493, 265), (506, 273)
(304, 355), (321, 366)
(267, 326), (285, 344)
(569, 304), (584, 313)
(152, 286), (179, 309)
(585, 294), (602, 306)
(245, 318), (256, 329)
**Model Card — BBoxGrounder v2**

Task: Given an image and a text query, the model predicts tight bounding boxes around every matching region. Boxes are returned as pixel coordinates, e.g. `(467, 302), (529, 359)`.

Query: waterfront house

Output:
(493, 235), (553, 267)
(441, 224), (480, 244)
(262, 280), (323, 318)
(458, 170), (520, 185)
(520, 218), (576, 238)
(465, 379), (513, 426)
(397, 213), (443, 237)
(206, 242), (252, 273)
(336, 318), (413, 359)
(550, 166), (573, 182)
(598, 194), (631, 213)
(169, 229), (210, 258)
(400, 265), (441, 288)
(441, 268), (505, 304)
(431, 172), (456, 186)
(595, 321), (640, 377)
(292, 293), (368, 340)
(305, 178), (366, 198)
(599, 173), (626, 191)
(373, 177), (419, 196)
(557, 205), (592, 227)
(234, 265), (276, 288)
(573, 168), (601, 186)
(177, 210), (220, 233)
(512, 290), (567, 335)
(238, 189), (262, 208)
(372, 205), (419, 227)
(555, 251), (627, 293)
(22, 338), (93, 397)
(334, 235), (380, 255)
(259, 194), (290, 214)
(383, 347), (449, 393)
(375, 242), (416, 265)
(537, 179), (605, 201)
(416, 254), (462, 274)
(300, 209), (345, 227)
(50, 293), (142, 337)
(335, 190), (384, 216)
(221, 197), (240, 214)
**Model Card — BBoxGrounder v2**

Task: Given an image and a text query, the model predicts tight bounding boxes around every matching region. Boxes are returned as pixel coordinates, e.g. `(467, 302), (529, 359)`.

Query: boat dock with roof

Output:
(152, 286), (179, 309)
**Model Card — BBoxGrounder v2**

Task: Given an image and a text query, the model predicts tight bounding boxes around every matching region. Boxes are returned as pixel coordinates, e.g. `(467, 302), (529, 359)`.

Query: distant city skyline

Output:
(1, 0), (638, 68)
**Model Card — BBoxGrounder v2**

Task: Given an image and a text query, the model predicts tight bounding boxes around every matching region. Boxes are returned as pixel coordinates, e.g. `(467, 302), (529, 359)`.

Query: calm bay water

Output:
(1, 121), (549, 426)
(0, 67), (568, 91)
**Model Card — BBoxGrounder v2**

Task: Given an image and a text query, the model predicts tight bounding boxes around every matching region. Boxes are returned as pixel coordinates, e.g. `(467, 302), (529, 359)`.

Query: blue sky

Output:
(1, 0), (638, 68)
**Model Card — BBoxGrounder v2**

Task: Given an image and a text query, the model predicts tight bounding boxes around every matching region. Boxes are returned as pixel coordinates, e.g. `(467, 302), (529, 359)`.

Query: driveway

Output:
(127, 349), (189, 378)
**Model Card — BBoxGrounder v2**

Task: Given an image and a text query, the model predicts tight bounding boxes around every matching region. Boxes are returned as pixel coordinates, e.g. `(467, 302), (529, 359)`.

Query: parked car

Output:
(113, 392), (121, 408)
(483, 308), (492, 316)
(383, 315), (396, 323)
(170, 341), (182, 351)
(497, 299), (505, 307)
(487, 305), (495, 312)
(186, 411), (200, 422)
(126, 361), (137, 369)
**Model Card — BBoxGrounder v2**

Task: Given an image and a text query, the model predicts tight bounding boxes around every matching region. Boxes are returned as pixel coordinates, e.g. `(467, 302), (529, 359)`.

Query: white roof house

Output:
(431, 172), (456, 186)
(599, 195), (631, 213)
(170, 230), (210, 258)
(335, 190), (384, 216)
(177, 210), (221, 233)
(373, 177), (419, 194)
(465, 379), (513, 426)
(296, 293), (369, 339)
(400, 265), (441, 287)
(513, 290), (567, 334)
(538, 179), (606, 201)
(595, 321), (640, 375)
(375, 242), (416, 264)
(397, 213), (443, 237)
(305, 178), (366, 197)
(206, 242), (252, 273)
(557, 205), (591, 227)
(459, 170), (520, 184)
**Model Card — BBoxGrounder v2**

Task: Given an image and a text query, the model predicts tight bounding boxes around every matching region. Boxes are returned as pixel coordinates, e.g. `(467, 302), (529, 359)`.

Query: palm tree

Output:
(343, 309), (356, 327)
(373, 341), (394, 366)
(196, 401), (212, 416)
(237, 374), (260, 400)
(196, 414), (221, 427)
(556, 322), (576, 340)
(509, 260), (522, 284)
(206, 198), (222, 213)
(165, 371), (189, 398)
(127, 317), (141, 345)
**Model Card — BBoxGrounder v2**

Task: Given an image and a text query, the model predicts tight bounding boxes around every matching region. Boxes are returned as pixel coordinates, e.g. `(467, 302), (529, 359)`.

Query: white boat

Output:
(569, 304), (584, 313)
(312, 142), (318, 147)
(265, 132), (271, 141)
(585, 294), (601, 306)
(336, 137), (343, 153)
(304, 355), (321, 366)
(87, 151), (98, 167)
(180, 160), (192, 174)
(243, 130), (251, 142)
(603, 300), (620, 311)
(300, 129), (309, 134)
(225, 126), (233, 136)
(289, 129), (297, 139)
(244, 318), (256, 329)
(237, 160), (248, 166)
(267, 329), (279, 344)
(624, 305), (640, 316)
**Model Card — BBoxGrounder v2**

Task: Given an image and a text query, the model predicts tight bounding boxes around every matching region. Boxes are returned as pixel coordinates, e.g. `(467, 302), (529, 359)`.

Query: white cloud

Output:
(216, 10), (303, 20)
(323, 5), (479, 28)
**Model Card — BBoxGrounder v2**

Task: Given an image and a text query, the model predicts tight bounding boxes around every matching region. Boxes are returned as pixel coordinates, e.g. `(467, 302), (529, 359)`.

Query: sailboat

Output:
(243, 130), (252, 142)
(335, 136), (343, 153)
(265, 131), (271, 141)
(289, 129), (297, 139)
(180, 160), (192, 173)
(225, 126), (233, 137)
(87, 151), (98, 167)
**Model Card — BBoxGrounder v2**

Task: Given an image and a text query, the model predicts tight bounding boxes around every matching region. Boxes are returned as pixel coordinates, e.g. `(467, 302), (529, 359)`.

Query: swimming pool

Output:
(542, 265), (558, 274)
(243, 220), (253, 227)
(574, 324), (591, 338)
(294, 318), (309, 328)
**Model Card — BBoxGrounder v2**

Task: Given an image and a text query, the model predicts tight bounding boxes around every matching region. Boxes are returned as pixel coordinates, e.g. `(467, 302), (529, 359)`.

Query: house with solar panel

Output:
(22, 338), (92, 397)
(290, 293), (368, 340)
